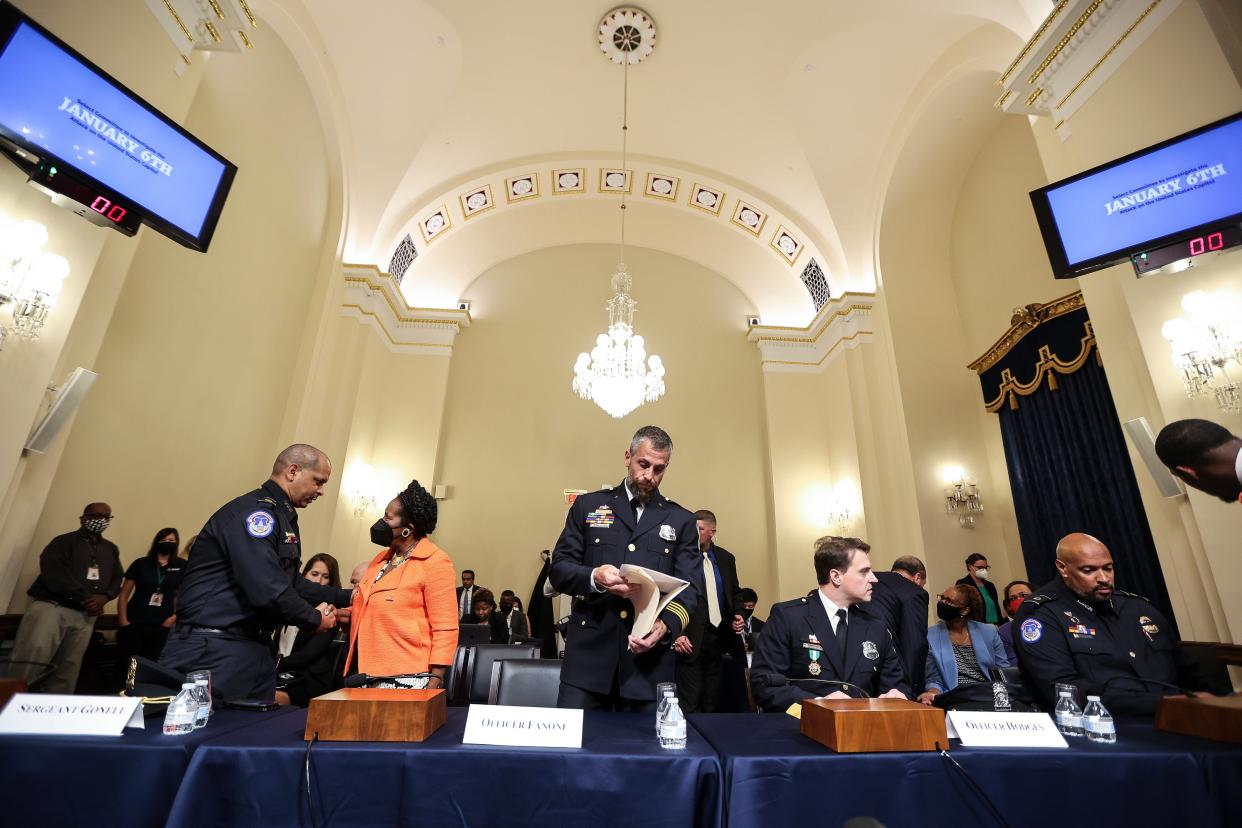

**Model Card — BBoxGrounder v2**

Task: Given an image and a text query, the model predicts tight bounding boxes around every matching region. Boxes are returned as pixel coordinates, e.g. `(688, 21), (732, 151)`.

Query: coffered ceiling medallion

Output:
(770, 225), (803, 265)
(644, 173), (679, 201)
(599, 168), (632, 193)
(505, 174), (539, 203)
(552, 168), (585, 194)
(597, 7), (656, 65)
(460, 185), (494, 219)
(688, 183), (724, 216)
(419, 206), (451, 243)
(731, 199), (767, 236)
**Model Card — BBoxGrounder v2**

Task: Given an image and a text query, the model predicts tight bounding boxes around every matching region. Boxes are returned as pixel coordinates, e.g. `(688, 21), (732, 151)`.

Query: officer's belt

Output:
(177, 622), (266, 642)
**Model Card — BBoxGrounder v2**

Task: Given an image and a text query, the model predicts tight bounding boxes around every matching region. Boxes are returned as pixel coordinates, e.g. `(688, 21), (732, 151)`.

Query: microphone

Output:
(752, 673), (871, 699)
(1099, 675), (1197, 698)
(344, 672), (435, 689)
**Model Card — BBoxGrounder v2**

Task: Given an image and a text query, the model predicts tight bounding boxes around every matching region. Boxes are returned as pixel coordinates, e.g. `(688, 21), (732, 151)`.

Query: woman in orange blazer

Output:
(345, 480), (458, 687)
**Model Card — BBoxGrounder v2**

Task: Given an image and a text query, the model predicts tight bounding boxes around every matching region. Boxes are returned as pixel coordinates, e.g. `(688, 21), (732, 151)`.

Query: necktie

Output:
(630, 496), (643, 522)
(460, 587), (470, 618)
(833, 608), (848, 644)
(702, 552), (722, 627)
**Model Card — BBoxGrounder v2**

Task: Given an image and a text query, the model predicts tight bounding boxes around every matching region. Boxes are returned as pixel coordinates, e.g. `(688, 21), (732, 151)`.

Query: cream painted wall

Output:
(428, 244), (775, 609)
(8, 22), (332, 608)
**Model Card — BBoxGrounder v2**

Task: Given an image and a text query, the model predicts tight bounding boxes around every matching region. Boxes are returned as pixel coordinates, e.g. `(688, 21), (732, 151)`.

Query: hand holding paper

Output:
(618, 564), (688, 639)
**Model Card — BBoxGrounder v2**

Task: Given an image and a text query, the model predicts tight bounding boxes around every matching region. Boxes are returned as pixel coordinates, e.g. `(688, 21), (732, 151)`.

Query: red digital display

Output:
(89, 195), (127, 223)
(1187, 232), (1224, 256)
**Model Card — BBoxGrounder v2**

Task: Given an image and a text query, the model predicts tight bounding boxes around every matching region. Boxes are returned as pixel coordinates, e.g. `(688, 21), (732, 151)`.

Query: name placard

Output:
(947, 711), (1067, 748)
(462, 704), (583, 748)
(0, 693), (144, 736)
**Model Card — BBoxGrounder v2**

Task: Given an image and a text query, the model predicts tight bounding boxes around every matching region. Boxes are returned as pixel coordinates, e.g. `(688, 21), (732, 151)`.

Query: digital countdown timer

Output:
(1132, 224), (1242, 277)
(27, 161), (143, 236)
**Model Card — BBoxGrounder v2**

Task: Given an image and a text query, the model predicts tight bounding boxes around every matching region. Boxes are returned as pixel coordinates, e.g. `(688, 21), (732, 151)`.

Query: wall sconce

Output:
(942, 465), (983, 528)
(802, 481), (858, 533)
(0, 216), (71, 350)
(346, 463), (379, 519)
(1161, 290), (1241, 415)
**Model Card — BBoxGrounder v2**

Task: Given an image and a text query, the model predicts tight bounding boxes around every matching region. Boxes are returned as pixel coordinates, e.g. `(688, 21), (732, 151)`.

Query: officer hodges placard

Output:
(946, 711), (1068, 748)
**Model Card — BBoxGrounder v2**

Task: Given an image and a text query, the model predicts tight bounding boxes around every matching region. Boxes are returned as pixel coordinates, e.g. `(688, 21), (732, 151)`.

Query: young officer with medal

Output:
(550, 426), (699, 711)
(751, 535), (909, 712)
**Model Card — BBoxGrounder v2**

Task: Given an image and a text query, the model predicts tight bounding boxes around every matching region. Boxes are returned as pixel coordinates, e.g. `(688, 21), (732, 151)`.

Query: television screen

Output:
(0, 5), (235, 251)
(1030, 112), (1242, 278)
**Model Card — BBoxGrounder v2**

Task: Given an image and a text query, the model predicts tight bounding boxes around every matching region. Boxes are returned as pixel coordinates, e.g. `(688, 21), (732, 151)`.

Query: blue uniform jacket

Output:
(750, 591), (910, 712)
(923, 620), (1009, 693)
(549, 482), (698, 700)
(176, 480), (352, 635)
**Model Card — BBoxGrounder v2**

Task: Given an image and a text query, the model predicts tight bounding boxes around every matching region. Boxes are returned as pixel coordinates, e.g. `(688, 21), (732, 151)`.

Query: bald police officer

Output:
(1014, 532), (1208, 715)
(550, 426), (699, 711)
(160, 445), (354, 702)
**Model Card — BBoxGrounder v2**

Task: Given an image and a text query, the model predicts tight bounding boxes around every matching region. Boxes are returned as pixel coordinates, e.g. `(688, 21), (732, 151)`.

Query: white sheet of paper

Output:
(947, 711), (1068, 748)
(462, 704), (583, 748)
(0, 694), (144, 736)
(618, 564), (688, 638)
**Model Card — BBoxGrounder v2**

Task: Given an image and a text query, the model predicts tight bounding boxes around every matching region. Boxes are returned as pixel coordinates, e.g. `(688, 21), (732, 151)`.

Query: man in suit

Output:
(456, 570), (486, 621)
(751, 536), (909, 712)
(869, 555), (930, 694)
(1155, 418), (1242, 505)
(673, 509), (743, 712)
(549, 426), (699, 711)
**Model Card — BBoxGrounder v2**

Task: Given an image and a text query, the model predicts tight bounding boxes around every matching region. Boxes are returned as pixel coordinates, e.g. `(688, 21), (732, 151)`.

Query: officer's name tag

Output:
(946, 711), (1067, 748)
(463, 704), (583, 749)
(0, 693), (145, 736)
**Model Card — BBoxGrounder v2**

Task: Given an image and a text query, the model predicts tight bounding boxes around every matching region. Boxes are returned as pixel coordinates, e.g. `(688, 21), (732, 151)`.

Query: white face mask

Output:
(974, 567), (990, 580)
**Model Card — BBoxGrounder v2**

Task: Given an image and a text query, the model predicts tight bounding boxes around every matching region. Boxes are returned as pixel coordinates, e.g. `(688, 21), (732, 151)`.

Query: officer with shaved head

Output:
(160, 444), (354, 702)
(1013, 533), (1206, 715)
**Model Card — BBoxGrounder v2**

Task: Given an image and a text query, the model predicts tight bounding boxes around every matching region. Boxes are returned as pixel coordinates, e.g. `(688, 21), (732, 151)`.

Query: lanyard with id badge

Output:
(149, 563), (166, 606)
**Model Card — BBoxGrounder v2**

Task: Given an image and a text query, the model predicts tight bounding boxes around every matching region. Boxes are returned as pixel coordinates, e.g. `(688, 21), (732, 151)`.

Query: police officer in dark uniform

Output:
(550, 426), (699, 711)
(1014, 532), (1207, 715)
(160, 445), (354, 702)
(751, 536), (909, 712)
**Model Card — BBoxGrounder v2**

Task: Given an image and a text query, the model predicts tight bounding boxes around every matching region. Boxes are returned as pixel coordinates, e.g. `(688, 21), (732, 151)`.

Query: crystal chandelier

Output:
(573, 7), (665, 419)
(1161, 290), (1242, 415)
(0, 215), (70, 351)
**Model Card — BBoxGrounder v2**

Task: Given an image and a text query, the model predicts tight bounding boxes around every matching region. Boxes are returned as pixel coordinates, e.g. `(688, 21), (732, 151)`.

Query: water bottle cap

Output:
(181, 682), (196, 690)
(194, 678), (208, 685)
(1086, 695), (1100, 701)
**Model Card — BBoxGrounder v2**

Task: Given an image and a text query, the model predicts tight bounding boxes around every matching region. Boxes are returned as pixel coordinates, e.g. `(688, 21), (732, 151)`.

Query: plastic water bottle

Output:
(163, 683), (201, 735)
(1054, 690), (1085, 738)
(192, 679), (211, 729)
(1083, 695), (1117, 744)
(659, 696), (687, 750)
(656, 688), (674, 733)
(991, 681), (1011, 712)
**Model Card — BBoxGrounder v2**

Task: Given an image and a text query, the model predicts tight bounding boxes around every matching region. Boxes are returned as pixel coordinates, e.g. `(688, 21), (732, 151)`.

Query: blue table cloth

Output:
(0, 706), (297, 828)
(690, 713), (1242, 828)
(167, 707), (723, 828)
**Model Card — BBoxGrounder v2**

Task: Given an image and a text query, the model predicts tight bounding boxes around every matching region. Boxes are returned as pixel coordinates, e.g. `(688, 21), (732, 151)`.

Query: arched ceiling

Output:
(260, 0), (1050, 323)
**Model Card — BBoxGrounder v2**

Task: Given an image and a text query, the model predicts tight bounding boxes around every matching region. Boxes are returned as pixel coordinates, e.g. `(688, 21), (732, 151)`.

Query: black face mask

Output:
(154, 541), (178, 558)
(370, 518), (394, 547)
(741, 607), (754, 619)
(936, 602), (964, 622)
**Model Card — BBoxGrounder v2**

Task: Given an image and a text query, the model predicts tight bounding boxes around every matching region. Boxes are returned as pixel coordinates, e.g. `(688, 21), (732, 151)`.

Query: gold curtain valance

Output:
(968, 291), (1100, 412)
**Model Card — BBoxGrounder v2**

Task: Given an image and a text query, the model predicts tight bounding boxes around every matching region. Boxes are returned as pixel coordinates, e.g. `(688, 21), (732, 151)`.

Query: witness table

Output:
(0, 706), (298, 828)
(691, 713), (1242, 828)
(166, 707), (723, 828)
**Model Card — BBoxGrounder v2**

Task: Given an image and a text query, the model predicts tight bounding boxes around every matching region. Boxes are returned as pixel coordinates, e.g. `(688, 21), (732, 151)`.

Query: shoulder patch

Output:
(1020, 618), (1043, 643)
(245, 510), (275, 538)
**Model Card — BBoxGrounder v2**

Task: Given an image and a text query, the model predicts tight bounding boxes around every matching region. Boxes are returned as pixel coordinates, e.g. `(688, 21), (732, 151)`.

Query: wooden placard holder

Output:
(304, 687), (446, 742)
(799, 698), (947, 753)
(1156, 694), (1242, 745)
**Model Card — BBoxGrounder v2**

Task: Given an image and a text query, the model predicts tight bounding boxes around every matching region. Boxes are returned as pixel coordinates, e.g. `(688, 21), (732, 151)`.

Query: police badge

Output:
(861, 640), (879, 661)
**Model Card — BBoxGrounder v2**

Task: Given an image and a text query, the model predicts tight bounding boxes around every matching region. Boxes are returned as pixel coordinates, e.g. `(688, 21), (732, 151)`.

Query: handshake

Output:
(315, 602), (352, 632)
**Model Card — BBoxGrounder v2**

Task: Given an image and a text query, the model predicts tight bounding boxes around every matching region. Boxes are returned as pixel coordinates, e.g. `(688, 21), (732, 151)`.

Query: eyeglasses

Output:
(936, 594), (966, 608)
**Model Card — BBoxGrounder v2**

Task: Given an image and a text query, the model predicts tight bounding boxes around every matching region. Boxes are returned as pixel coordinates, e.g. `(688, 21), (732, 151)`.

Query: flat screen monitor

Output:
(0, 3), (236, 251)
(1030, 112), (1242, 278)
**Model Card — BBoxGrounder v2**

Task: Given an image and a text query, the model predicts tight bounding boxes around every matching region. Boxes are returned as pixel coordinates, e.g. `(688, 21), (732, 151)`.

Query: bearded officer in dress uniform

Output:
(1014, 532), (1210, 715)
(550, 426), (699, 712)
(160, 445), (354, 702)
(751, 536), (909, 712)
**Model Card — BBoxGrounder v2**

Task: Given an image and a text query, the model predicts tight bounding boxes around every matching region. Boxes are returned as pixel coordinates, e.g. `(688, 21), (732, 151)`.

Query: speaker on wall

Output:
(24, 367), (97, 455)
(1122, 417), (1184, 498)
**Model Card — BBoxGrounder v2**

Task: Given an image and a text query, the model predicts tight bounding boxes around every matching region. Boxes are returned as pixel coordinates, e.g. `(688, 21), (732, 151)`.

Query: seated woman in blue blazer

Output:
(917, 583), (1009, 705)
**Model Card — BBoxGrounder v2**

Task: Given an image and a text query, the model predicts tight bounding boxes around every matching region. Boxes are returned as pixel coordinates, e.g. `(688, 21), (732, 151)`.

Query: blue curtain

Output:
(975, 300), (1178, 631)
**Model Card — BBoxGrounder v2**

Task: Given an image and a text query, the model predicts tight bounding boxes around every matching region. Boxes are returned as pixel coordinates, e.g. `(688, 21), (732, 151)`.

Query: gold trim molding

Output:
(749, 292), (876, 373)
(979, 321), (1099, 412)
(968, 290), (1084, 375)
(340, 263), (471, 354)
